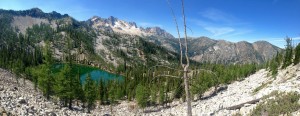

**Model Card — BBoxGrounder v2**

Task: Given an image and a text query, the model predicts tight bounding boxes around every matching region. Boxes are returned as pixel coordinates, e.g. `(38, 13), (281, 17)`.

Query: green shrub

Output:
(251, 92), (300, 116)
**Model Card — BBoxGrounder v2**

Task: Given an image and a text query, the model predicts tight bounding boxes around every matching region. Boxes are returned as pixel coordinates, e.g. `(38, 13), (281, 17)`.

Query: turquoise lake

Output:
(80, 70), (123, 84)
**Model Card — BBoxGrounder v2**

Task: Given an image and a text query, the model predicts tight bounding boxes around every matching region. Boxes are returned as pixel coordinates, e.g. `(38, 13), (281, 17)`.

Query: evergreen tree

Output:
(98, 79), (105, 104)
(108, 81), (116, 104)
(283, 37), (293, 68)
(135, 84), (149, 108)
(159, 85), (165, 106)
(294, 43), (300, 65)
(54, 64), (73, 107)
(74, 72), (85, 106)
(84, 74), (97, 113)
(33, 41), (54, 100)
(270, 58), (279, 76)
(150, 84), (158, 105)
(115, 82), (123, 100)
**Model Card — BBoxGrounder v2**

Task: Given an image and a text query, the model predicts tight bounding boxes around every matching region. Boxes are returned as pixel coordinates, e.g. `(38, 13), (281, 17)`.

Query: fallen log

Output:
(225, 98), (261, 110)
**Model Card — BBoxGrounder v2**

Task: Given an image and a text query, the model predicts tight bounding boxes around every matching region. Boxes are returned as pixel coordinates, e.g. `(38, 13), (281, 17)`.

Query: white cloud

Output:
(199, 8), (237, 23)
(273, 36), (300, 42)
(189, 18), (252, 37)
(226, 29), (253, 36)
(271, 38), (285, 42)
(189, 8), (252, 37)
(293, 36), (300, 40)
(138, 22), (163, 28)
(262, 36), (300, 48)
(204, 27), (235, 36)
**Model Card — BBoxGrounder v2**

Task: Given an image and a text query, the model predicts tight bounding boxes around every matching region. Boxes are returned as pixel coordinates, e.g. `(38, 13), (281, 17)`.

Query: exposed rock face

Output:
(142, 27), (174, 38)
(253, 41), (280, 61)
(12, 16), (54, 33)
(0, 8), (74, 34)
(189, 37), (281, 64)
(88, 16), (174, 38)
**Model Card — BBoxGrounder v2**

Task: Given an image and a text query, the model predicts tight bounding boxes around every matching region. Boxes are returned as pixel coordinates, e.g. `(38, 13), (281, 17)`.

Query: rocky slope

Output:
(1, 64), (300, 115)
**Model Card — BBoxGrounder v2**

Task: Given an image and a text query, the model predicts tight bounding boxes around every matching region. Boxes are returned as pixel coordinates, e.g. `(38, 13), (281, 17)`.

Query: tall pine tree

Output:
(294, 43), (300, 65)
(84, 74), (97, 113)
(283, 37), (293, 68)
(36, 41), (54, 100)
(54, 64), (73, 108)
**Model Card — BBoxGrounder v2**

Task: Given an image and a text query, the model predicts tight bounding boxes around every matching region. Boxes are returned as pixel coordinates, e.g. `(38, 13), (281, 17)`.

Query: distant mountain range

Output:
(88, 16), (174, 38)
(0, 8), (281, 65)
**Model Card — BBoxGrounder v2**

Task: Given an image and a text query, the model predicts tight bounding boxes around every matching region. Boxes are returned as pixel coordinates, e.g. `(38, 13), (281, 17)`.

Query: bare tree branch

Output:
(154, 74), (182, 79)
(187, 26), (194, 35)
(149, 74), (182, 84)
(166, 0), (184, 68)
(147, 64), (183, 73)
(181, 0), (190, 68)
(190, 69), (218, 77)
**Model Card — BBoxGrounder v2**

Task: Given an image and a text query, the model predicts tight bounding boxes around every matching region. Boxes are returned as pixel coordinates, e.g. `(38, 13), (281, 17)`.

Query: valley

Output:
(0, 1), (300, 115)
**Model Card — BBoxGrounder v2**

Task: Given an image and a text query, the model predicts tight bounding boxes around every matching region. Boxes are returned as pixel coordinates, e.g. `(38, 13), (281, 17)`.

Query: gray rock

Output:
(0, 107), (5, 113)
(14, 87), (18, 91)
(28, 108), (35, 114)
(18, 97), (27, 104)
(201, 87), (217, 100)
(63, 111), (69, 116)
(2, 112), (8, 116)
(46, 111), (57, 116)
(216, 84), (228, 92)
(30, 106), (35, 110)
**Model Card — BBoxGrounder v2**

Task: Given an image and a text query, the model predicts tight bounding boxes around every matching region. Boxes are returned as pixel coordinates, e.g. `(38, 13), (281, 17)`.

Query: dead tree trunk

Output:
(184, 67), (192, 116)
(225, 98), (261, 110)
(167, 0), (192, 115)
(181, 0), (191, 115)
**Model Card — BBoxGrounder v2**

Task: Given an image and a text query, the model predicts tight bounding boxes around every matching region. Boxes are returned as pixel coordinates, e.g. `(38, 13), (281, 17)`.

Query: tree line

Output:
(267, 36), (300, 76)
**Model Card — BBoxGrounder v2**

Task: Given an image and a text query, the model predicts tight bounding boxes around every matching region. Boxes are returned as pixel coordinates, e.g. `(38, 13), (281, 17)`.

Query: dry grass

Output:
(252, 81), (272, 94)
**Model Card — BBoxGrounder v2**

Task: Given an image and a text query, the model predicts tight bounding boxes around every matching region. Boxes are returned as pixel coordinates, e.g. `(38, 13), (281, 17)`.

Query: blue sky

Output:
(0, 0), (299, 48)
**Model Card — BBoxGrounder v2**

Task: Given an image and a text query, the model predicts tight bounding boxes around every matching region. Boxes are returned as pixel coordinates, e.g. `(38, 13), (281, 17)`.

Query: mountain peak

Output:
(89, 16), (173, 38)
(29, 8), (43, 13)
(108, 16), (117, 20)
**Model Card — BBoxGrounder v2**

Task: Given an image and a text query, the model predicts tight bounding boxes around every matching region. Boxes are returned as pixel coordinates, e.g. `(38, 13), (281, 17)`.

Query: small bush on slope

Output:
(251, 91), (300, 116)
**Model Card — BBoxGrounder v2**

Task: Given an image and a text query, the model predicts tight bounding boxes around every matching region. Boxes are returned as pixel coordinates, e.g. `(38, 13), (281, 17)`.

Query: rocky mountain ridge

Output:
(0, 8), (281, 64)
(88, 16), (174, 38)
(188, 37), (281, 64)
